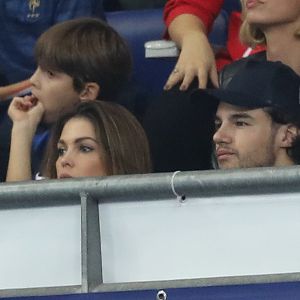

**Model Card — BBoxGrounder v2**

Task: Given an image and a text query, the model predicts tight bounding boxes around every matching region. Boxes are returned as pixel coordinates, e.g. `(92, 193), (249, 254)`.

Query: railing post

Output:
(80, 191), (103, 292)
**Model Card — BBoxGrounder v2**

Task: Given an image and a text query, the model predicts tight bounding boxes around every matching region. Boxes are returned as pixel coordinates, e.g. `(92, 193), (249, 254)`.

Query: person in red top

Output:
(163, 0), (263, 91)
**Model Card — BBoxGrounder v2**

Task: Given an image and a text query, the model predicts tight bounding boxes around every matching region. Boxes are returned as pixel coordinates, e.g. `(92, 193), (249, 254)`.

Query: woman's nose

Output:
(60, 151), (75, 168)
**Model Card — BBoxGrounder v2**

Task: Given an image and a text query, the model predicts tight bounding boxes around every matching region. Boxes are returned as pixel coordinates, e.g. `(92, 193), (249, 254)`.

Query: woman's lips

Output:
(58, 173), (73, 179)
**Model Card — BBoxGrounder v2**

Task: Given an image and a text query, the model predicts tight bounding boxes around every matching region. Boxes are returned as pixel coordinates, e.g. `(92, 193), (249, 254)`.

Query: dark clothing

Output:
(143, 52), (266, 172)
(0, 0), (105, 84)
(0, 100), (12, 181)
(104, 0), (166, 11)
(119, 0), (166, 9)
(0, 71), (8, 86)
(31, 126), (50, 178)
(143, 81), (215, 172)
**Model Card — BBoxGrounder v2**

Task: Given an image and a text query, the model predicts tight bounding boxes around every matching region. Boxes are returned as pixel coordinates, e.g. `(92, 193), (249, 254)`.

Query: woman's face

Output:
(243, 0), (300, 28)
(55, 117), (108, 179)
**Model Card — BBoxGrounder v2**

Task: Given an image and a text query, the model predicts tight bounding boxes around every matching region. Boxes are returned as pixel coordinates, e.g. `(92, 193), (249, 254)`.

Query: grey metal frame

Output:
(1, 166), (300, 297)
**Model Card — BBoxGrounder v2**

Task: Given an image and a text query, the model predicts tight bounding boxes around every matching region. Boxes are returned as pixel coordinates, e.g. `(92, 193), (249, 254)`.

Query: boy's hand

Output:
(8, 95), (45, 130)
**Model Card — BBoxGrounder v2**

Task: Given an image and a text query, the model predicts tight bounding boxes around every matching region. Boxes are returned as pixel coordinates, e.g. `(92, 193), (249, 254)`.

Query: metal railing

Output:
(1, 166), (300, 297)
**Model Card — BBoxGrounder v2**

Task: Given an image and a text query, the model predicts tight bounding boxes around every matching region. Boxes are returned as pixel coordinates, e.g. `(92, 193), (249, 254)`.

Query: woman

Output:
(7, 100), (152, 181)
(43, 101), (152, 178)
(220, 0), (300, 87)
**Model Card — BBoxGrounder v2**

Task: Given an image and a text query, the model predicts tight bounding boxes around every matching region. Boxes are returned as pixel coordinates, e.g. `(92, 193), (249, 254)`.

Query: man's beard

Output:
(216, 127), (278, 169)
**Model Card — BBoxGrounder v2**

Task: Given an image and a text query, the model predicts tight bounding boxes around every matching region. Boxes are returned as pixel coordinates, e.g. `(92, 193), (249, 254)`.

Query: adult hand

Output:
(8, 95), (45, 131)
(164, 31), (219, 91)
(163, 14), (219, 91)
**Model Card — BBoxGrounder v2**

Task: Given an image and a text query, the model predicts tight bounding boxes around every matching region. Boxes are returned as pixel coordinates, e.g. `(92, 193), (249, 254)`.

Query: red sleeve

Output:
(226, 12), (247, 60)
(164, 0), (224, 33)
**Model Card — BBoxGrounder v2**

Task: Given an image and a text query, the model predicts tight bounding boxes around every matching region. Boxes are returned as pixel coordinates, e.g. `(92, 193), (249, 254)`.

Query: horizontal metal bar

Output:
(1, 166), (300, 209)
(92, 272), (300, 293)
(2, 272), (300, 298)
(0, 285), (81, 298)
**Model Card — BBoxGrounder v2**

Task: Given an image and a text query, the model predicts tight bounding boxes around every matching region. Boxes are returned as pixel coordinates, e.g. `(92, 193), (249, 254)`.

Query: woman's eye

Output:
(236, 121), (248, 127)
(57, 147), (66, 156)
(80, 145), (93, 153)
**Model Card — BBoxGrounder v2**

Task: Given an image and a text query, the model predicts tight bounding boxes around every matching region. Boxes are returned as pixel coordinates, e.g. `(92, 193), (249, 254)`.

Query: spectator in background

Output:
(220, 0), (300, 86)
(3, 17), (132, 182)
(144, 0), (300, 172)
(163, 0), (263, 91)
(163, 0), (231, 90)
(163, 0), (300, 90)
(0, 0), (105, 99)
(194, 61), (300, 169)
(7, 101), (151, 181)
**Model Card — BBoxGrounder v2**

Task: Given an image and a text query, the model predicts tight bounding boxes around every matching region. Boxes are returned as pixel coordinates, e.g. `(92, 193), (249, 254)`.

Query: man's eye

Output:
(214, 121), (221, 130)
(57, 147), (66, 156)
(80, 145), (93, 153)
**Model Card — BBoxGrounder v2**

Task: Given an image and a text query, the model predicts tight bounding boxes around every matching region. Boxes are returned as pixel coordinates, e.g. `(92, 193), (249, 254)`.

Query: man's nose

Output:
(213, 124), (232, 145)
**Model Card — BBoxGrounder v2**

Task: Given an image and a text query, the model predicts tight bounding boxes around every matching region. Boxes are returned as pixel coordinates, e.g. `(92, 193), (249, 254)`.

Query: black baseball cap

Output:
(192, 60), (300, 115)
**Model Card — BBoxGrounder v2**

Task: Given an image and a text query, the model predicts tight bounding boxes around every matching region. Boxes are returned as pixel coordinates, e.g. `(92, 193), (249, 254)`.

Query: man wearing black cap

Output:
(197, 60), (300, 169)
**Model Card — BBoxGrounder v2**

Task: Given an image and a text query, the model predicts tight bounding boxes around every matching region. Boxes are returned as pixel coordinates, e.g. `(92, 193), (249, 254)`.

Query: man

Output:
(194, 60), (300, 169)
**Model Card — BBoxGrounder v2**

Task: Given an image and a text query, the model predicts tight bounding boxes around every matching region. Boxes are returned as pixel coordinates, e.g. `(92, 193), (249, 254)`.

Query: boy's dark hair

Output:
(35, 17), (132, 101)
(264, 107), (300, 165)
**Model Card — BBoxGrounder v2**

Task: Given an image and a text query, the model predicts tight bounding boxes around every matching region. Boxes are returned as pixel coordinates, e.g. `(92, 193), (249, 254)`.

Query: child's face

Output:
(30, 66), (81, 124)
(55, 117), (108, 179)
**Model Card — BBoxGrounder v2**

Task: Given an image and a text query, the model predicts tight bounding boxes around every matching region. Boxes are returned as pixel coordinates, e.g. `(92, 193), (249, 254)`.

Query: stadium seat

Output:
(223, 0), (242, 13)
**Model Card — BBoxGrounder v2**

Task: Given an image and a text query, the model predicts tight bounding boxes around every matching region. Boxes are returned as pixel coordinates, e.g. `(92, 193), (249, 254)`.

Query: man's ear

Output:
(279, 124), (299, 148)
(79, 82), (100, 101)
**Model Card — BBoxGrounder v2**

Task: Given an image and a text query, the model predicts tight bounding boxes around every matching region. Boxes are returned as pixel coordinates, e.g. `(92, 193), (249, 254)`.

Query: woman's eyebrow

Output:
(57, 137), (99, 145)
(74, 137), (99, 144)
(57, 139), (66, 145)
